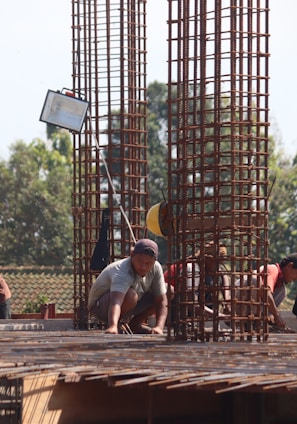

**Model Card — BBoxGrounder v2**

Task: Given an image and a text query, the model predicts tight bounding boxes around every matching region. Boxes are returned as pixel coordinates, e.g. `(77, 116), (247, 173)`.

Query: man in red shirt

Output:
(236, 253), (297, 329)
(262, 253), (297, 328)
(164, 242), (230, 316)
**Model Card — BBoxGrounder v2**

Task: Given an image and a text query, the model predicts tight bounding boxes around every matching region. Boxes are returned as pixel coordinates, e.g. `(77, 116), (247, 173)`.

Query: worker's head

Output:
(195, 241), (227, 259)
(131, 239), (158, 277)
(195, 242), (227, 271)
(279, 253), (297, 283)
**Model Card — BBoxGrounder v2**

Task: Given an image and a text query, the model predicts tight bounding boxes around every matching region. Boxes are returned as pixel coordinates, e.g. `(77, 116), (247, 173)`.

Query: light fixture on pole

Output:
(40, 90), (137, 243)
(40, 89), (89, 133)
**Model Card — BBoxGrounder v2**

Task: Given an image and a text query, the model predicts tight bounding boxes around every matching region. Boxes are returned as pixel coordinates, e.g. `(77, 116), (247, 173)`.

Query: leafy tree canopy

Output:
(267, 138), (297, 263)
(1, 83), (297, 269)
(0, 128), (73, 266)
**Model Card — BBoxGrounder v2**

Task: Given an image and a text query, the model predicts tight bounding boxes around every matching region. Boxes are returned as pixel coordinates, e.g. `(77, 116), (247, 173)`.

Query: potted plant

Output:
(22, 294), (51, 319)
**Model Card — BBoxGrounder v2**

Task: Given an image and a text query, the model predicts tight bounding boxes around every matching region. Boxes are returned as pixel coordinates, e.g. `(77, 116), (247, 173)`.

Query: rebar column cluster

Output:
(167, 0), (270, 341)
(71, 0), (147, 328)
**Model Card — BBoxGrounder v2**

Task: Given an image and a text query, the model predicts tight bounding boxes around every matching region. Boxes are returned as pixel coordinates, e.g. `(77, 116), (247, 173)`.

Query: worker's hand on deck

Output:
(151, 326), (164, 335)
(105, 324), (118, 334)
(274, 313), (286, 329)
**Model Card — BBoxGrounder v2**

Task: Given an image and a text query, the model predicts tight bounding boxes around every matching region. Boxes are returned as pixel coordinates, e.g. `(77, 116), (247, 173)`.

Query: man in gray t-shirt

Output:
(88, 239), (168, 335)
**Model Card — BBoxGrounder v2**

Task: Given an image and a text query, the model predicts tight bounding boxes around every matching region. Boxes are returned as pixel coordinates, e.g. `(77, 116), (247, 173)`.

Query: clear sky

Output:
(0, 1), (296, 160)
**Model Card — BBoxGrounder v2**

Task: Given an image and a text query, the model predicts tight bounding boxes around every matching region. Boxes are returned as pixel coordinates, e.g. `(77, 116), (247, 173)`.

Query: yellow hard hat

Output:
(146, 201), (174, 237)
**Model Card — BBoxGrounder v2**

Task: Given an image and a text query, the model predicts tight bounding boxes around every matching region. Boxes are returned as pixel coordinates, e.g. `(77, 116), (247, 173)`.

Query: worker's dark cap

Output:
(133, 239), (158, 259)
(281, 253), (297, 267)
(286, 253), (297, 264)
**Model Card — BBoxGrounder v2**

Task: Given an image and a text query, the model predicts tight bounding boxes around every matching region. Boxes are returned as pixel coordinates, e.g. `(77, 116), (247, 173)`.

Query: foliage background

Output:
(1, 82), (297, 307)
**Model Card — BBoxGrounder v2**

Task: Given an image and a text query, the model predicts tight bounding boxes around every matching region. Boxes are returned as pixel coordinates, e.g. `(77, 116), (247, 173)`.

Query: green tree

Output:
(146, 82), (297, 268)
(147, 81), (169, 206)
(267, 141), (297, 262)
(2, 82), (297, 270)
(145, 82), (170, 262)
(0, 130), (73, 266)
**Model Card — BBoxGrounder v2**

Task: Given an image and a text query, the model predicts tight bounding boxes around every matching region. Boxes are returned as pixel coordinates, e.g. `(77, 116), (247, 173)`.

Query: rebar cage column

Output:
(71, 0), (148, 328)
(167, 0), (270, 341)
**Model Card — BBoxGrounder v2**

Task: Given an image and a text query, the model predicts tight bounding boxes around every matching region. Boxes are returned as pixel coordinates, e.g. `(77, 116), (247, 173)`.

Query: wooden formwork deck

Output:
(1, 329), (297, 394)
(2, 326), (297, 423)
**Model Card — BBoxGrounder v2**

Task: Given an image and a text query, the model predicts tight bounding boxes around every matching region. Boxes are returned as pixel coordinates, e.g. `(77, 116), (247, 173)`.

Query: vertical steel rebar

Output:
(167, 0), (270, 341)
(71, 0), (270, 339)
(72, 1), (147, 329)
